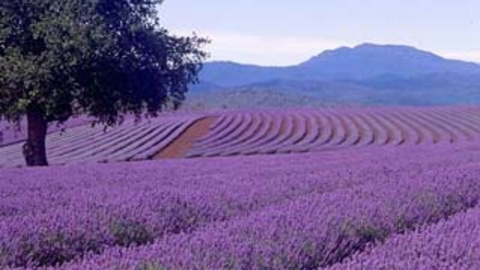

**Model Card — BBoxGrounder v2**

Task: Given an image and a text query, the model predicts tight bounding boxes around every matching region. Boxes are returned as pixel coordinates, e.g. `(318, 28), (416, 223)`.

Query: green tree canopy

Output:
(0, 0), (208, 166)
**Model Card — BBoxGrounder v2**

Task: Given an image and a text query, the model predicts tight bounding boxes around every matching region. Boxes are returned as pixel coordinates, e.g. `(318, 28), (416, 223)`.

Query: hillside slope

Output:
(2, 106), (480, 167)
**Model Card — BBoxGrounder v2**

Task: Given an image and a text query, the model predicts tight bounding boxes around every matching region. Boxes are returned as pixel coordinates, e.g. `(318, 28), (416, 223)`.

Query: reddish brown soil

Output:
(154, 117), (217, 159)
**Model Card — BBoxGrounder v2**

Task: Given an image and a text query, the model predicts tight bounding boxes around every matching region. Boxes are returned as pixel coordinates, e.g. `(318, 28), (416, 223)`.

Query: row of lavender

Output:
(326, 201), (480, 270)
(188, 107), (480, 157)
(1, 143), (480, 269)
(0, 117), (92, 147)
(52, 144), (480, 270)
(0, 145), (410, 268)
(0, 115), (202, 168)
(0, 110), (217, 147)
(2, 107), (480, 167)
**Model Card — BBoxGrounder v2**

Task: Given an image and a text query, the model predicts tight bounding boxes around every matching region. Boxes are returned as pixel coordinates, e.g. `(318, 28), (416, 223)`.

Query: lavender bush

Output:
(0, 143), (478, 269)
(58, 163), (480, 270)
(325, 205), (480, 270)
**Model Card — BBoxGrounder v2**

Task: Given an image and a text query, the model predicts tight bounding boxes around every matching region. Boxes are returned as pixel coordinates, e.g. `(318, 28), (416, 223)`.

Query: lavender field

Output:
(1, 107), (480, 270)
(4, 0), (480, 269)
(2, 107), (480, 168)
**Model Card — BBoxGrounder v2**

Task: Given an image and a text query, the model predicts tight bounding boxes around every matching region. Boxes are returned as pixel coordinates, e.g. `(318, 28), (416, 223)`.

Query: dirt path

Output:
(154, 117), (218, 159)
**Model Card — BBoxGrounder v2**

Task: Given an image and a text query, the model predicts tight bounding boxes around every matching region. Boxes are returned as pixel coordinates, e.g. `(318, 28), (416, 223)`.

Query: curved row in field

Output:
(326, 204), (480, 270)
(1, 107), (480, 167)
(0, 116), (93, 147)
(186, 107), (480, 157)
(47, 143), (480, 270)
(2, 142), (480, 269)
(0, 115), (202, 168)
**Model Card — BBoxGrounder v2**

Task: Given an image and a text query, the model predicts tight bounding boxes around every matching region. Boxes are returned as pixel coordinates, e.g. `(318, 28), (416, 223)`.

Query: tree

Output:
(0, 0), (208, 166)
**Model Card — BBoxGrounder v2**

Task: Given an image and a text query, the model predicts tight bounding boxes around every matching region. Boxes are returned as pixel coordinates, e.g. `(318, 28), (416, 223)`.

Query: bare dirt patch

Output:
(154, 117), (218, 159)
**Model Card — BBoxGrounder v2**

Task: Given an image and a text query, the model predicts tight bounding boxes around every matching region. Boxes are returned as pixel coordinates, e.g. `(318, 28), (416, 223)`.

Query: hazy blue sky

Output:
(160, 0), (480, 66)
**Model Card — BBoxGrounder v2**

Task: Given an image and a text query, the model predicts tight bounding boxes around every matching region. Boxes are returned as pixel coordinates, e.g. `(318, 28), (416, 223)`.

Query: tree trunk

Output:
(23, 108), (49, 166)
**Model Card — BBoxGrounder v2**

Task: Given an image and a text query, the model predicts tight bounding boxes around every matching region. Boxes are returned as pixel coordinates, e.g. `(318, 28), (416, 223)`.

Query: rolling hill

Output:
(2, 106), (480, 167)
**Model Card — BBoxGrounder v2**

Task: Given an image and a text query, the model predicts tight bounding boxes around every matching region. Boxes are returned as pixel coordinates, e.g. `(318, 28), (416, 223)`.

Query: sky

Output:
(159, 0), (480, 66)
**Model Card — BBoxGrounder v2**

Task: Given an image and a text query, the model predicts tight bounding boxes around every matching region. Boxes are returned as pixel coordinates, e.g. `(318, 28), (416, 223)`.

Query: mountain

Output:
(185, 44), (480, 109)
(195, 62), (290, 88)
(298, 44), (480, 79)
(198, 44), (480, 88)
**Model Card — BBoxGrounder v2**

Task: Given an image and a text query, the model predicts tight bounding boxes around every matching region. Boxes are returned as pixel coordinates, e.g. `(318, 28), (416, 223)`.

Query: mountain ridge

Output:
(186, 43), (480, 109)
(198, 43), (480, 88)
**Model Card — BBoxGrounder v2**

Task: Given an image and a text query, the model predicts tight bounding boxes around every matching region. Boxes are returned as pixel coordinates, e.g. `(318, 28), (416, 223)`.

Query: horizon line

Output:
(203, 42), (480, 68)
